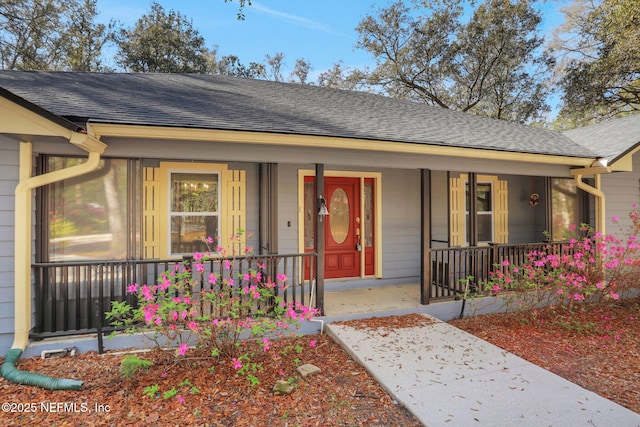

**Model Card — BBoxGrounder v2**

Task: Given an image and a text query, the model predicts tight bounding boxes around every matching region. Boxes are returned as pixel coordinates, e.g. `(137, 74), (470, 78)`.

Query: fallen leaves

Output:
(0, 334), (420, 426)
(1, 300), (637, 425)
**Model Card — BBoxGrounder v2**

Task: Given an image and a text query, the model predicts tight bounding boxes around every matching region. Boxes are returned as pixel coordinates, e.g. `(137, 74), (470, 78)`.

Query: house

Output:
(1, 70), (639, 359)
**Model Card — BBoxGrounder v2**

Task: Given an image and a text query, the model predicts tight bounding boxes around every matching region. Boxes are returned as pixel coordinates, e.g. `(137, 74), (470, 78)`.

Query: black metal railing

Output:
(428, 241), (574, 302)
(31, 253), (317, 339)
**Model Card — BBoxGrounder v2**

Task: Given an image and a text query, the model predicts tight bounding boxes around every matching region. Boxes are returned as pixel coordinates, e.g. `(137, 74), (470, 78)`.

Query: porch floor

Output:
(324, 283), (420, 316)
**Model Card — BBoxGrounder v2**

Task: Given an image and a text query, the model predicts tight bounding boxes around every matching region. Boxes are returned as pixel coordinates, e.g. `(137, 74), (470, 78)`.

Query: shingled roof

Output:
(0, 70), (594, 159)
(563, 114), (640, 164)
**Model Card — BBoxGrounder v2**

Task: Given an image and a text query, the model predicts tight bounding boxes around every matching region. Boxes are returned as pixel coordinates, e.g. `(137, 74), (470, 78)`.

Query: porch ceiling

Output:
(89, 123), (593, 170)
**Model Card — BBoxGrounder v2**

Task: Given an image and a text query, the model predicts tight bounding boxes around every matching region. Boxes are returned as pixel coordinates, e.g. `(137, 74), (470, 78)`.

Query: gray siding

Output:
(276, 164), (301, 255)
(602, 153), (640, 237)
(430, 171), (449, 247)
(505, 175), (548, 244)
(380, 170), (421, 280)
(0, 137), (18, 353)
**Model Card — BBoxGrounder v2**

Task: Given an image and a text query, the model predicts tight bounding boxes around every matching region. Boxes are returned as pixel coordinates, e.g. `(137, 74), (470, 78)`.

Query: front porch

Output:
(29, 240), (575, 339)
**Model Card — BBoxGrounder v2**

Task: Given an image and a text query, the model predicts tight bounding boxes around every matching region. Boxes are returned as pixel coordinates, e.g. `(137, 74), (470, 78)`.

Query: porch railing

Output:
(31, 252), (317, 339)
(428, 241), (574, 302)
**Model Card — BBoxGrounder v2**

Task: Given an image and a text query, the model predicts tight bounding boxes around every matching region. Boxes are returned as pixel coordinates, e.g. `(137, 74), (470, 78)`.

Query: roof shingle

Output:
(0, 70), (600, 159)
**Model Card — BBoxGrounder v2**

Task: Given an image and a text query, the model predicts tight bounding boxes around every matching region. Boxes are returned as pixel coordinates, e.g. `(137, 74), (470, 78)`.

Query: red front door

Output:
(324, 178), (361, 278)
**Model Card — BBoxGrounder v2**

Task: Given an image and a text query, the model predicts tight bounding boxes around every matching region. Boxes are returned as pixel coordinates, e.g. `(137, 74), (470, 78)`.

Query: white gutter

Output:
(12, 134), (106, 351)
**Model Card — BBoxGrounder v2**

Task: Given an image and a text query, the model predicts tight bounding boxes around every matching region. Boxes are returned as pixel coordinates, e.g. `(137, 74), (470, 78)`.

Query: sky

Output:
(96, 0), (379, 79)
(96, 0), (570, 114)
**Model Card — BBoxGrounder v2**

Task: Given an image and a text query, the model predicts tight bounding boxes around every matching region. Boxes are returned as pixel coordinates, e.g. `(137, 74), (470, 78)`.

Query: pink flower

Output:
(277, 273), (287, 282)
(177, 343), (189, 356)
(208, 273), (217, 285)
(126, 283), (139, 294)
(188, 321), (199, 331)
(231, 358), (243, 370)
(501, 259), (510, 266)
(176, 395), (186, 404)
(309, 340), (317, 348)
(611, 216), (620, 223)
(141, 285), (154, 301)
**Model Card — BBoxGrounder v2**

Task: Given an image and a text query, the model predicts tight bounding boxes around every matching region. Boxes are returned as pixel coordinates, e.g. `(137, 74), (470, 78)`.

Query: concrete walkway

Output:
(326, 313), (640, 427)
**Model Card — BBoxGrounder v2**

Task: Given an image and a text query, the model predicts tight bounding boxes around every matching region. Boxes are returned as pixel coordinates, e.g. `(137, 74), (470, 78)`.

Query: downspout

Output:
(572, 166), (609, 236)
(1, 133), (106, 390)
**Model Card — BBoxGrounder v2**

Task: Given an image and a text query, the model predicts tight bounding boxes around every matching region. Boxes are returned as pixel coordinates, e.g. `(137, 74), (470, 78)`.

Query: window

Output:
(169, 172), (219, 255)
(43, 157), (140, 262)
(466, 182), (493, 244)
(450, 174), (508, 246)
(551, 178), (579, 241)
(149, 162), (246, 259)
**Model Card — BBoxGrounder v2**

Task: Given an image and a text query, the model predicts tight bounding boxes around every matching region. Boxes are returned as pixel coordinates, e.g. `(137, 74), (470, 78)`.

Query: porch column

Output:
(259, 163), (278, 254)
(468, 172), (478, 246)
(420, 169), (432, 305)
(314, 164), (325, 314)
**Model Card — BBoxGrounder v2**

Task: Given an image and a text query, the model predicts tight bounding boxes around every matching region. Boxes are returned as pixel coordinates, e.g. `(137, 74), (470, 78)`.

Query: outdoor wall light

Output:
(318, 195), (329, 221)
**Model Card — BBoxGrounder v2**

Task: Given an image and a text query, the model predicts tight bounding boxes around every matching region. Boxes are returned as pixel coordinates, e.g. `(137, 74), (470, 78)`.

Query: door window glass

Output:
(304, 182), (315, 250)
(364, 183), (374, 247)
(329, 187), (349, 244)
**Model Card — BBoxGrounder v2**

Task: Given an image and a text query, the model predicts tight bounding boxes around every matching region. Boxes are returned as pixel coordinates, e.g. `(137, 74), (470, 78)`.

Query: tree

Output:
(61, 0), (114, 71)
(224, 0), (252, 20)
(0, 0), (77, 70)
(289, 58), (311, 84)
(316, 61), (368, 91)
(115, 2), (210, 73)
(1, 0), (114, 71)
(552, 0), (640, 127)
(265, 52), (285, 82)
(355, 0), (553, 123)
(209, 46), (266, 78)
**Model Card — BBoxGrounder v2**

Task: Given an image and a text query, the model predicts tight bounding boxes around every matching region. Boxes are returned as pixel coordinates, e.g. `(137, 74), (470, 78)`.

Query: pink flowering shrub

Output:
(476, 206), (640, 312)
(107, 232), (319, 362)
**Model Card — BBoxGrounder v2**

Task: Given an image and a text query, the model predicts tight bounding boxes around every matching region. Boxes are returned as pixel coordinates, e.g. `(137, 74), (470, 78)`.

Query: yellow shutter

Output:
(495, 179), (509, 243)
(143, 167), (160, 258)
(449, 177), (465, 246)
(222, 169), (246, 253)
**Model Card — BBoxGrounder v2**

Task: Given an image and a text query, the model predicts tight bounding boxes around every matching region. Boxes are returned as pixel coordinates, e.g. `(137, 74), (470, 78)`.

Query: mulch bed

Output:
(0, 334), (421, 426)
(0, 299), (638, 425)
